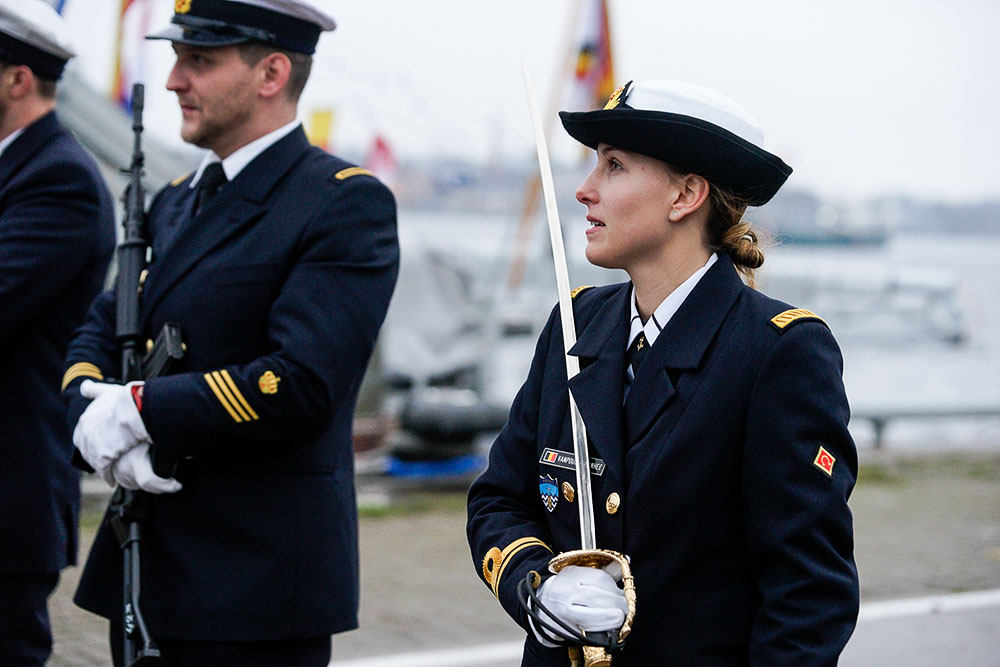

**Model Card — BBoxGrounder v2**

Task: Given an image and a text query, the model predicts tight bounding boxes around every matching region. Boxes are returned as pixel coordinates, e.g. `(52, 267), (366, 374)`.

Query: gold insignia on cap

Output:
(175, 0), (192, 14)
(604, 84), (626, 110)
(813, 445), (836, 476)
(561, 481), (575, 503)
(606, 492), (621, 515)
(335, 167), (373, 180)
(258, 370), (280, 395)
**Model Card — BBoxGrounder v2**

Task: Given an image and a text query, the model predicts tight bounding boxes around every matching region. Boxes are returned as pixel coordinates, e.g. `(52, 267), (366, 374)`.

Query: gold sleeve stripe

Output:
(61, 362), (104, 390)
(483, 536), (552, 598)
(218, 369), (260, 420)
(210, 371), (253, 422)
(204, 372), (244, 423)
(334, 166), (373, 180)
(770, 308), (826, 330)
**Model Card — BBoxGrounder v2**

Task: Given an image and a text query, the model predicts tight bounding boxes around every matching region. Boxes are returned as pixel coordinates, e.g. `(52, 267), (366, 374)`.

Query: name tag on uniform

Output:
(539, 448), (606, 476)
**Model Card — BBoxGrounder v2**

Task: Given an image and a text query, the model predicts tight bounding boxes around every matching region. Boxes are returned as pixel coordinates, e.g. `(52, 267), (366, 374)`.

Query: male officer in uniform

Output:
(0, 2), (115, 665)
(62, 1), (399, 664)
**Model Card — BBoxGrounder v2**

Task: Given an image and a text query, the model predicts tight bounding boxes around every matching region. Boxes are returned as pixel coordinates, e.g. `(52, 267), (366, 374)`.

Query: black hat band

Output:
(0, 31), (67, 80)
(170, 0), (322, 54)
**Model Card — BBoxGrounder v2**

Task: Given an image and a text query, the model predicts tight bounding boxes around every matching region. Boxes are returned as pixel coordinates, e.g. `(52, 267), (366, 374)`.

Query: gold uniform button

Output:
(606, 492), (621, 515)
(145, 339), (154, 353)
(561, 481), (575, 503)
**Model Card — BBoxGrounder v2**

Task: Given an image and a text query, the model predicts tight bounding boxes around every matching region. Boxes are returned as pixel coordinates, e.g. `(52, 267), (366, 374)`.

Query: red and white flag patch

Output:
(813, 445), (836, 476)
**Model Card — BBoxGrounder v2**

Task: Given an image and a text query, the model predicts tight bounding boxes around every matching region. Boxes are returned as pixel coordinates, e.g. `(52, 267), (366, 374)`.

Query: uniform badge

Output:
(258, 370), (281, 395)
(604, 83), (628, 110)
(539, 448), (605, 476)
(561, 481), (575, 503)
(175, 0), (192, 14)
(813, 445), (836, 476)
(539, 474), (559, 512)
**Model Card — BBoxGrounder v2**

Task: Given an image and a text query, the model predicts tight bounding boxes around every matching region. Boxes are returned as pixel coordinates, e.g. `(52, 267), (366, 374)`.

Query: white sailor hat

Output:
(0, 0), (76, 80)
(148, 0), (335, 55)
(560, 80), (792, 206)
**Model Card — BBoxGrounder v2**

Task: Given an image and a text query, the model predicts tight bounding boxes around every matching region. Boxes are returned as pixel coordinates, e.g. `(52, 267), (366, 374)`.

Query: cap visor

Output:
(145, 24), (251, 47)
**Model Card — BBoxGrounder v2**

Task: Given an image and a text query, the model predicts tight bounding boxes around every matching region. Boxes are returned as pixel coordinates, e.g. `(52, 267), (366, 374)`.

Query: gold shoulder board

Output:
(769, 308), (827, 332)
(570, 285), (596, 300)
(170, 172), (192, 187)
(335, 167), (374, 180)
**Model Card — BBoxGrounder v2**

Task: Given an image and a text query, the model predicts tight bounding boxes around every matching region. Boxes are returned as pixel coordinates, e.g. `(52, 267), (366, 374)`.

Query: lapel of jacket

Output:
(0, 111), (61, 188)
(140, 127), (312, 323)
(623, 254), (744, 445)
(567, 284), (630, 495)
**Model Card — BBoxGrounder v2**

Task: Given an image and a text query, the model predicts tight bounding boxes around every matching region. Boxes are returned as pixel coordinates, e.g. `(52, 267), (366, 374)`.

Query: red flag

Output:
(571, 0), (616, 110)
(365, 135), (397, 186)
(112, 0), (154, 110)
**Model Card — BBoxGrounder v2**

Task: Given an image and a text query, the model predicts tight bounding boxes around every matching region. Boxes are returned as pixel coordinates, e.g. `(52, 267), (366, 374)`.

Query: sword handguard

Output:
(548, 549), (636, 649)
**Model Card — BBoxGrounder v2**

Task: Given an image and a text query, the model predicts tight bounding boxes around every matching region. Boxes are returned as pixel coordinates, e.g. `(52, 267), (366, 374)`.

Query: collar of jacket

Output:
(0, 110), (61, 186)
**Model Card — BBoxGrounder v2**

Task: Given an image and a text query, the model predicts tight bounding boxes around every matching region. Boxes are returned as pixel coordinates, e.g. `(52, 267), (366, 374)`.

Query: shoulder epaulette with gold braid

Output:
(334, 167), (373, 180)
(769, 308), (827, 333)
(170, 172), (191, 187)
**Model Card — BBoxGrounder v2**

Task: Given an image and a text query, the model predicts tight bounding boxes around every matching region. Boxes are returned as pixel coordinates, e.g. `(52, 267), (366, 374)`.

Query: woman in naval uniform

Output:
(467, 80), (859, 666)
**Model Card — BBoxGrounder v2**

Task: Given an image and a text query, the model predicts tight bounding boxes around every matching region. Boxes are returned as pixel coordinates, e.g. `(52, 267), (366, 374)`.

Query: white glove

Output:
(529, 565), (628, 647)
(73, 380), (150, 485)
(111, 444), (182, 494)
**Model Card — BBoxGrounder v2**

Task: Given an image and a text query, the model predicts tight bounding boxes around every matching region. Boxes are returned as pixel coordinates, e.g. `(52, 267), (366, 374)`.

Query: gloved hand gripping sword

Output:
(516, 64), (637, 667)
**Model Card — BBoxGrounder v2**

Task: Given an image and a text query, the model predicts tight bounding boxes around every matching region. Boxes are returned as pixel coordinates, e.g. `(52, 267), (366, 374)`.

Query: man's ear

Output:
(3, 65), (36, 99)
(257, 52), (292, 99)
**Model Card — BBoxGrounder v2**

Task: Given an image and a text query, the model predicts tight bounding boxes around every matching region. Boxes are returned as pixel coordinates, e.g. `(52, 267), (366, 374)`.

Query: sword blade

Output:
(521, 62), (597, 550)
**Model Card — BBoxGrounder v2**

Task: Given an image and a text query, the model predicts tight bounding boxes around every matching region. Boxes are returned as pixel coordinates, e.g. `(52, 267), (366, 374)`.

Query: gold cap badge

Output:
(175, 0), (192, 14)
(813, 445), (836, 476)
(603, 81), (631, 110)
(604, 86), (625, 110)
(258, 370), (281, 395)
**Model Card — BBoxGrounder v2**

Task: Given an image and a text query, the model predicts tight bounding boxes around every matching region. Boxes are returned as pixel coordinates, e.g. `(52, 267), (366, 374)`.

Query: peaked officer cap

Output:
(560, 80), (792, 206)
(0, 0), (76, 80)
(148, 0), (336, 55)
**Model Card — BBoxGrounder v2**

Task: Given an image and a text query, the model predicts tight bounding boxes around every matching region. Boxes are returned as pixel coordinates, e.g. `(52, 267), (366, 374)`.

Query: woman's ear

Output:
(668, 174), (710, 221)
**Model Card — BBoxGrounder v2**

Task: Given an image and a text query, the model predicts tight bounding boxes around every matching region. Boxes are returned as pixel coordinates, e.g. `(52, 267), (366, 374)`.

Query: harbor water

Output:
(384, 208), (1000, 452)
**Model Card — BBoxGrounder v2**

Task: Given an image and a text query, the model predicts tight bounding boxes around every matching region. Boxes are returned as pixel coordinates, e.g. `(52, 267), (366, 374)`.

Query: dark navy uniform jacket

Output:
(468, 254), (859, 665)
(62, 127), (399, 641)
(0, 111), (114, 575)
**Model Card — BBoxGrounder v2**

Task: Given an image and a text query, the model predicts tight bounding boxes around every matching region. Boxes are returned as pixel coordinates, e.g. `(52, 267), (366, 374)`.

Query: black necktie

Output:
(626, 332), (649, 378)
(195, 162), (227, 215)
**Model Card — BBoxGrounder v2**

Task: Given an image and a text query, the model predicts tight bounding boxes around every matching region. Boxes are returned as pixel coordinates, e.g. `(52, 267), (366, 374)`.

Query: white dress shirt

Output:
(624, 252), (718, 400)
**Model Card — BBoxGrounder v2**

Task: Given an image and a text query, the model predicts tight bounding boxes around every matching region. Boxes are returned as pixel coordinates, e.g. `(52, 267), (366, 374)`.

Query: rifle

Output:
(107, 82), (184, 667)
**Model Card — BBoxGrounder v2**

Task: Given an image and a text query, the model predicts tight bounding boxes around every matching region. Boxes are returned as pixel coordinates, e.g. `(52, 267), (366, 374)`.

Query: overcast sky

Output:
(59, 0), (1000, 203)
